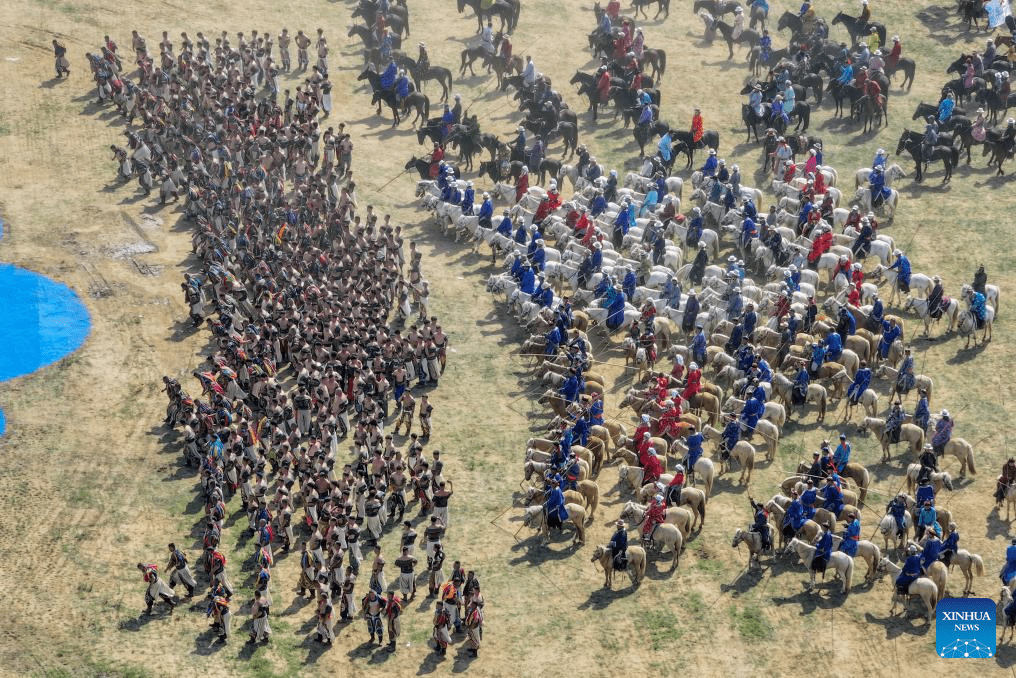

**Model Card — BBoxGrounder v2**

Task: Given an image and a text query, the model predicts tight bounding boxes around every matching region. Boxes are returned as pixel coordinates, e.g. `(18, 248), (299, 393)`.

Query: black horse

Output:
(633, 0), (670, 20)
(693, 0), (741, 17)
(831, 11), (886, 48)
(347, 24), (403, 51)
(478, 159), (524, 183)
(896, 129), (957, 183)
(370, 89), (401, 126)
(776, 10), (803, 36)
(457, 0), (520, 33)
(400, 91), (430, 127)
(634, 121), (669, 158)
(826, 79), (863, 118)
(884, 57), (917, 91)
(405, 155), (460, 180)
(446, 124), (484, 172)
(712, 21), (760, 60)
(351, 3), (410, 38)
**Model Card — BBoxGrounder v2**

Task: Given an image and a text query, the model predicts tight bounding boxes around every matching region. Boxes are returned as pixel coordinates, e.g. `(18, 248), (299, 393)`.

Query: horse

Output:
(831, 11), (886, 48)
(851, 186), (898, 220)
(957, 304), (994, 348)
(693, 0), (741, 17)
(642, 49), (668, 81)
(878, 512), (913, 553)
(876, 558), (938, 621)
(859, 416), (925, 462)
(521, 503), (586, 545)
(839, 463), (870, 506)
(590, 544), (647, 588)
(904, 295), (959, 336)
(732, 527), (770, 569)
(640, 522), (684, 569)
(370, 89), (401, 126)
(410, 63), (453, 103)
(884, 57), (917, 92)
(1002, 587), (1016, 644)
(632, 0), (670, 20)
(399, 91), (430, 127)
(855, 94), (887, 134)
(456, 0), (520, 33)
(950, 549), (984, 595)
(786, 537), (854, 594)
(620, 501), (695, 543)
(712, 20), (760, 60)
(941, 438), (977, 478)
(896, 129), (957, 183)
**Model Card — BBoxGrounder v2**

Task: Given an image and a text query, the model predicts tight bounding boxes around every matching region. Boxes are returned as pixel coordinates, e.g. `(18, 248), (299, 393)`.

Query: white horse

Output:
(950, 549), (985, 595)
(878, 512), (913, 553)
(852, 186), (899, 219)
(786, 537), (854, 594)
(904, 295), (959, 335)
(853, 163), (907, 189)
(957, 304), (994, 348)
(876, 558), (938, 621)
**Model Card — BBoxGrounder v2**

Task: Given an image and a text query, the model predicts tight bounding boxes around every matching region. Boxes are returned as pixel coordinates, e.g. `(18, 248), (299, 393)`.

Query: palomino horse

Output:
(522, 503), (587, 545)
(786, 537), (854, 594)
(860, 416), (925, 462)
(949, 549), (985, 595)
(732, 527), (770, 569)
(639, 522), (683, 570)
(590, 544), (647, 588)
(941, 438), (977, 478)
(877, 558), (938, 621)
(635, 484), (708, 531)
(1002, 587), (1016, 644)
(830, 534), (883, 582)
(620, 501), (695, 542)
(904, 465), (954, 496)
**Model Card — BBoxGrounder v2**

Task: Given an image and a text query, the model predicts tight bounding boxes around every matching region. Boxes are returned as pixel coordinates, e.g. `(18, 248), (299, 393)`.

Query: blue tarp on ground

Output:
(0, 264), (92, 434)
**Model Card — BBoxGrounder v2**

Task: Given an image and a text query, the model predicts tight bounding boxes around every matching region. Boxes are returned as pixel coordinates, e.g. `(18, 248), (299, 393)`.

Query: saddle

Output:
(612, 553), (629, 571)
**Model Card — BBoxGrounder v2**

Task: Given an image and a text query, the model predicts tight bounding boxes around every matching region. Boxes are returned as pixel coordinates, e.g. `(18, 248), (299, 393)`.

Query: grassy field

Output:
(0, 0), (1014, 676)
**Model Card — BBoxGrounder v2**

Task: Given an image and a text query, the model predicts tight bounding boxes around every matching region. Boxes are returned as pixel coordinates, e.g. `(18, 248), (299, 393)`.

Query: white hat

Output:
(549, 180), (557, 189)
(521, 165), (528, 172)
(467, 180), (473, 187)
(689, 362), (698, 370)
(789, 264), (798, 272)
(642, 414), (650, 423)
(941, 409), (949, 418)
(893, 249), (902, 256)
(648, 447), (657, 455)
(594, 241), (602, 249)
(728, 255), (737, 262)
(676, 355), (684, 365)
(732, 164), (739, 171)
(709, 149), (717, 155)
(483, 192), (490, 198)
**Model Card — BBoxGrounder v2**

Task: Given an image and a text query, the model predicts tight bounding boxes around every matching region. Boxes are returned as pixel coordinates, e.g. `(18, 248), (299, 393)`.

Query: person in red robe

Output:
(691, 108), (704, 145)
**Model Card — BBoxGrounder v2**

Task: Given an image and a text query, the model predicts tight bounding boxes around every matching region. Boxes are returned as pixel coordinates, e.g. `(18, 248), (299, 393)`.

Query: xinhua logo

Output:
(936, 598), (996, 658)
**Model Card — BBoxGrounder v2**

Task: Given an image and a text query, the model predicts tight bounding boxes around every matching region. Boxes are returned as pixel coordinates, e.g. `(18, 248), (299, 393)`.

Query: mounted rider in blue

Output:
(840, 513), (861, 556)
(520, 265), (537, 295)
(544, 481), (569, 529)
(658, 131), (672, 164)
(700, 149), (718, 177)
(823, 330), (842, 361)
(622, 269), (637, 301)
(847, 362), (871, 405)
(559, 370), (581, 402)
(514, 220), (528, 245)
(740, 395), (764, 434)
(536, 281), (554, 307)
(496, 211), (512, 236)
(461, 183), (475, 214)
(800, 481), (817, 518)
(478, 194), (493, 228)
(888, 250), (911, 290)
(380, 59), (398, 90)
(896, 546), (923, 593)
(868, 165), (890, 204)
(822, 477), (844, 516)
(1001, 539), (1016, 586)
(531, 240), (546, 271)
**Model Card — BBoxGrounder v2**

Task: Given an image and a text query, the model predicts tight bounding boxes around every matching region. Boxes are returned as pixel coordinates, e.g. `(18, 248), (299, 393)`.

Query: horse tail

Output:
(696, 493), (707, 522)
(973, 554), (985, 576)
(950, 146), (959, 167)
(422, 96), (430, 120)
(966, 443), (976, 475)
(659, 50), (667, 77)
(703, 467), (714, 498)
(843, 556), (854, 594)
(588, 484), (599, 519)
(819, 393), (827, 420)
(404, 13), (411, 37)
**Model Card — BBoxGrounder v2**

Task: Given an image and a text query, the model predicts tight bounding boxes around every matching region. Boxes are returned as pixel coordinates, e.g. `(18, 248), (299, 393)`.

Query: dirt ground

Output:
(0, 0), (1014, 676)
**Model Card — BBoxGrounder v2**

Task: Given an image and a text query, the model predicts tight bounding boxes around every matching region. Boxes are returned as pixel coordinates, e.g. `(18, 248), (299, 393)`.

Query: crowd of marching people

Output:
(95, 24), (486, 657)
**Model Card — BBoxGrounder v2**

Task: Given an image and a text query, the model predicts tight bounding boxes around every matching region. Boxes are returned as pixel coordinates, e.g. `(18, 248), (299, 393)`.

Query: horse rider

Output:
(916, 443), (938, 487)
(938, 90), (956, 124)
(544, 478), (569, 531)
(996, 457), (1016, 507)
(915, 500), (939, 540)
(719, 412), (740, 462)
(749, 496), (772, 552)
(896, 545), (923, 594)
(642, 493), (667, 547)
(915, 476), (936, 509)
(665, 464), (685, 508)
(962, 284), (987, 328)
(1002, 539), (1016, 588)
(972, 263), (987, 295)
(683, 425), (704, 484)
(609, 519), (629, 572)
(921, 117), (939, 161)
(783, 490), (806, 542)
(886, 493), (908, 538)
(809, 521), (834, 589)
(799, 478), (818, 519)
(868, 165), (890, 208)
(822, 475), (845, 518)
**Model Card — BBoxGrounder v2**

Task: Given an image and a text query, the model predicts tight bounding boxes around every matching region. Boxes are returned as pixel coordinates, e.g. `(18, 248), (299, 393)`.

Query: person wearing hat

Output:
(896, 544), (923, 595)
(515, 164), (530, 202)
(938, 522), (960, 567)
(821, 475), (845, 518)
(894, 347), (916, 396)
(460, 180), (475, 216)
(1005, 540), (1016, 590)
(701, 148), (718, 178)
(915, 498), (939, 540)
(543, 476), (569, 532)
(608, 518), (630, 573)
(915, 475), (936, 509)
(808, 521), (834, 589)
(690, 321), (707, 366)
(913, 442), (938, 487)
(877, 316), (901, 363)
(997, 457), (1016, 506)
(642, 493), (668, 547)
(838, 510), (861, 557)
(931, 408), (954, 457)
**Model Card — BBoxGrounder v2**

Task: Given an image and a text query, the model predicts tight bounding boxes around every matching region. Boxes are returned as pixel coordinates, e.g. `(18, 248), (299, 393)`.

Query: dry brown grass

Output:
(0, 0), (1013, 676)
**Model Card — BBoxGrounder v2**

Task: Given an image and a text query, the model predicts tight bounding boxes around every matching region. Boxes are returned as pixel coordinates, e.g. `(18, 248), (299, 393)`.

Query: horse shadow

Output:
(996, 644), (1016, 669)
(945, 341), (988, 365)
(771, 585), (850, 613)
(984, 508), (1013, 540)
(721, 563), (768, 594)
(507, 533), (584, 564)
(576, 585), (636, 610)
(862, 610), (934, 638)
